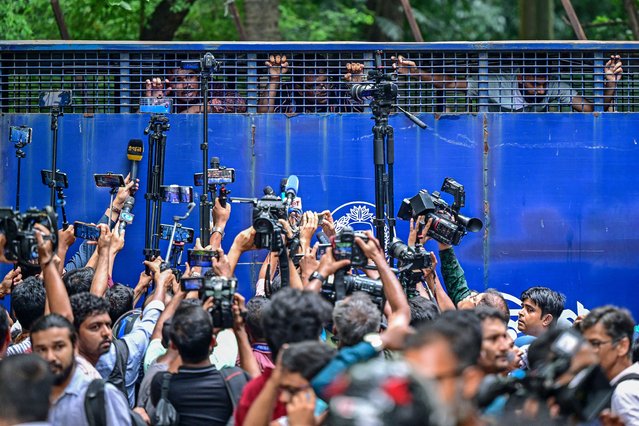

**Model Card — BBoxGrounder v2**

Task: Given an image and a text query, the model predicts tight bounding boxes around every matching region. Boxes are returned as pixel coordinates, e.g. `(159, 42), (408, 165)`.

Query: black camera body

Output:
(253, 192), (288, 251)
(321, 274), (384, 307)
(332, 226), (369, 267)
(398, 178), (483, 246)
(389, 239), (433, 298)
(180, 275), (237, 329)
(0, 206), (58, 266)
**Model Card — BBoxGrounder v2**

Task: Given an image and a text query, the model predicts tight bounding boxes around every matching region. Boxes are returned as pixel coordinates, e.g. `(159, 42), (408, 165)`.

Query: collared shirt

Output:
(466, 73), (576, 112)
(96, 299), (165, 407)
(610, 362), (639, 425)
(48, 363), (131, 426)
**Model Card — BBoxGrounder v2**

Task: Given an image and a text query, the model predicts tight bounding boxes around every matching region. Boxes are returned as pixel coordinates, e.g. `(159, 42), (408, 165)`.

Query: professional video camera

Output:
(321, 274), (384, 307)
(350, 51), (398, 108)
(0, 206), (58, 267)
(180, 274), (237, 329)
(389, 239), (432, 298)
(477, 329), (613, 422)
(398, 178), (483, 246)
(232, 186), (288, 251)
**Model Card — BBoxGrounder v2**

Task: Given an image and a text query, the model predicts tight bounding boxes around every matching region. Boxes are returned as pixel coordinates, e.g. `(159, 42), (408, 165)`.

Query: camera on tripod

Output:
(389, 239), (433, 298)
(331, 226), (369, 267)
(398, 178), (483, 246)
(180, 274), (237, 329)
(350, 50), (398, 106)
(0, 206), (58, 266)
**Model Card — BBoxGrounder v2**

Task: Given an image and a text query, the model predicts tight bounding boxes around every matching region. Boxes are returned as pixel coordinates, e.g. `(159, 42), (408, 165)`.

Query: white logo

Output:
(331, 201), (390, 250)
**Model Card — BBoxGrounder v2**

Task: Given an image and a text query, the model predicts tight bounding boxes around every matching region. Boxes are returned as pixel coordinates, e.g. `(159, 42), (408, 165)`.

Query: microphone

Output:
(118, 196), (135, 233)
(284, 175), (299, 206)
(126, 139), (144, 184)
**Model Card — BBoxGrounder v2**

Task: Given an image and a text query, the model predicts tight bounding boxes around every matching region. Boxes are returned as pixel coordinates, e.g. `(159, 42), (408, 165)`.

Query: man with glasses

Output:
(580, 305), (639, 425)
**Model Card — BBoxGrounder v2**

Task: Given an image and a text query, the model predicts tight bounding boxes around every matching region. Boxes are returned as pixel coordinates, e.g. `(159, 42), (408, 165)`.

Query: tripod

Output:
(48, 107), (63, 209)
(143, 114), (170, 261)
(55, 184), (69, 230)
(13, 137), (29, 211)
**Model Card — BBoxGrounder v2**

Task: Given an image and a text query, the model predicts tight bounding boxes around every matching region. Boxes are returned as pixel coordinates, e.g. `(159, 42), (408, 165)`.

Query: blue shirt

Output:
(48, 362), (131, 426)
(96, 299), (164, 407)
(65, 214), (110, 272)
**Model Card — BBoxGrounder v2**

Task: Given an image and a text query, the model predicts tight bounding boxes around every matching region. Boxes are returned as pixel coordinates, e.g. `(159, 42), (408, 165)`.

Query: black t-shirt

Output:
(151, 364), (232, 426)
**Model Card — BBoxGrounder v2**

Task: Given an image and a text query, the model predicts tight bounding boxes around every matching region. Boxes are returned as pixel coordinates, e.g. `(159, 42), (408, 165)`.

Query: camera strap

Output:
(334, 269), (347, 302)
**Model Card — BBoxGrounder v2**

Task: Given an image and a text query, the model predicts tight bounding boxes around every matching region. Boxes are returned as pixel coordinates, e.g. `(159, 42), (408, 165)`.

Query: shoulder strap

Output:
(107, 339), (129, 397)
(614, 373), (639, 388)
(161, 371), (172, 399)
(84, 379), (107, 426)
(219, 366), (250, 409)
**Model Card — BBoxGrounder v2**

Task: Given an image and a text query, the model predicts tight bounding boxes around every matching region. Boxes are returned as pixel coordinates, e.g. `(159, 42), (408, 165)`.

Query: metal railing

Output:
(1, 41), (638, 113)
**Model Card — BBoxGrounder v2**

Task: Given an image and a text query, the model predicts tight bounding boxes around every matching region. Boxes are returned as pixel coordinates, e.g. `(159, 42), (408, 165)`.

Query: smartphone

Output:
(187, 249), (218, 267)
(10, 126), (32, 145)
(193, 168), (236, 186)
(94, 173), (125, 188)
(181, 276), (204, 292)
(73, 221), (100, 241)
(41, 169), (69, 189)
(159, 224), (194, 244)
(160, 185), (193, 204)
(139, 97), (172, 114)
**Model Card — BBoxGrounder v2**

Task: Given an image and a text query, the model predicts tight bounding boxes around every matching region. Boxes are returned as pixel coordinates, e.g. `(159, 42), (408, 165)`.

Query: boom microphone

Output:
(284, 175), (299, 206)
(126, 139), (144, 184)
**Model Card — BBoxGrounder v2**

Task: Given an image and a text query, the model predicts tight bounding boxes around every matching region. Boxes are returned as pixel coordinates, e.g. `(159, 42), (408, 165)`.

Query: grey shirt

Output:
(466, 73), (576, 112)
(610, 362), (639, 425)
(48, 363), (131, 426)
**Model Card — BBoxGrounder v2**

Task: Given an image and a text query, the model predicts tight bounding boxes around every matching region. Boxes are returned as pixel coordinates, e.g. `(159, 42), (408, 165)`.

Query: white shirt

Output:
(610, 362), (639, 425)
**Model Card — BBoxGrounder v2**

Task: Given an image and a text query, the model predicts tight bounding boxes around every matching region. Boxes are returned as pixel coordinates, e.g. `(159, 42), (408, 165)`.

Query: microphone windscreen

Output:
(127, 139), (144, 161)
(285, 175), (299, 194)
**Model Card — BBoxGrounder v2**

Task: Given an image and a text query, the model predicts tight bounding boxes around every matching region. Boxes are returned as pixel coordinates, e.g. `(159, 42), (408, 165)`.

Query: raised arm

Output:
(211, 197), (230, 250)
(90, 224), (111, 297)
(393, 55), (468, 90)
(35, 224), (73, 322)
(258, 54), (288, 113)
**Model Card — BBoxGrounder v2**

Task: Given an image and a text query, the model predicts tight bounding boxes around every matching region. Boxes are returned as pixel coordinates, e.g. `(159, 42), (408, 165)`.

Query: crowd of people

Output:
(0, 172), (638, 426)
(141, 54), (624, 114)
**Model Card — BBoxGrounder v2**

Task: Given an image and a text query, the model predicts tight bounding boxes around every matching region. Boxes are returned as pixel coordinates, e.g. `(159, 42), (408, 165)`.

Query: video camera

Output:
(180, 274), (237, 329)
(398, 178), (483, 246)
(350, 50), (398, 107)
(477, 329), (612, 422)
(321, 274), (384, 307)
(332, 226), (369, 267)
(0, 206), (58, 267)
(232, 186), (288, 251)
(389, 239), (433, 298)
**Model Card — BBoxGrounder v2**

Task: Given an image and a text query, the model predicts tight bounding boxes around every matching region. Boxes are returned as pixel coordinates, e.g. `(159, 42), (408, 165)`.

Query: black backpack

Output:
(84, 379), (147, 426)
(152, 366), (251, 426)
(107, 339), (129, 397)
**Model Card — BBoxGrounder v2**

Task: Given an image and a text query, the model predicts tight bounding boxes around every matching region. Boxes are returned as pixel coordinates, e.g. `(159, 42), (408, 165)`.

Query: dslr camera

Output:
(398, 178), (483, 246)
(321, 274), (384, 307)
(180, 274), (237, 329)
(0, 206), (58, 267)
(331, 226), (369, 267)
(389, 239), (433, 298)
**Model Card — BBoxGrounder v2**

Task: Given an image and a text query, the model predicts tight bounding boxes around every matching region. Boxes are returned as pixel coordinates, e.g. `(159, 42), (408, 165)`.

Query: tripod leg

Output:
(385, 125), (396, 243)
(16, 157), (21, 211)
(373, 124), (387, 252)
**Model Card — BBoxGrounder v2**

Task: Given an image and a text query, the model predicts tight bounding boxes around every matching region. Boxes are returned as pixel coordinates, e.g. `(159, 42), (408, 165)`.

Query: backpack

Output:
(107, 339), (129, 397)
(84, 379), (147, 426)
(152, 366), (250, 426)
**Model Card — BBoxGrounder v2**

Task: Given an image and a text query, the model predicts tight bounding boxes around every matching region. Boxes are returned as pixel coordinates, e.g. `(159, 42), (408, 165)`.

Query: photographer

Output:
(580, 306), (639, 424)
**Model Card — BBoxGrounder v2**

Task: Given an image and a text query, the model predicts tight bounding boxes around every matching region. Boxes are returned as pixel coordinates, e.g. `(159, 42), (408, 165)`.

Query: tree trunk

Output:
(519, 0), (554, 40)
(366, 0), (404, 41)
(624, 0), (639, 40)
(244, 0), (281, 41)
(140, 0), (197, 41)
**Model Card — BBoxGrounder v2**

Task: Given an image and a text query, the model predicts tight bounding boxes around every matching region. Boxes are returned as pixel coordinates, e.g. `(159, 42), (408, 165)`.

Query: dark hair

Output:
(527, 327), (563, 371)
(475, 305), (508, 325)
(70, 292), (110, 330)
(580, 305), (635, 358)
(333, 292), (381, 347)
(161, 319), (172, 349)
(246, 297), (270, 340)
(105, 284), (134, 324)
(261, 287), (332, 359)
(520, 287), (565, 325)
(478, 289), (509, 321)
(281, 341), (336, 381)
(0, 305), (10, 349)
(63, 267), (94, 296)
(31, 313), (77, 347)
(170, 303), (212, 364)
(0, 354), (54, 422)
(408, 296), (440, 327)
(11, 276), (46, 331)
(406, 310), (482, 371)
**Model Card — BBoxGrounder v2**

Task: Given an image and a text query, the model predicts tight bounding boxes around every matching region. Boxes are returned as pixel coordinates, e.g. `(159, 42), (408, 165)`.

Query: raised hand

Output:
(265, 54), (289, 80)
(316, 246), (351, 278)
(391, 55), (417, 75)
(354, 231), (385, 264)
(604, 55), (623, 84)
(344, 62), (366, 82)
(114, 173), (140, 208)
(145, 77), (171, 99)
(319, 210), (336, 238)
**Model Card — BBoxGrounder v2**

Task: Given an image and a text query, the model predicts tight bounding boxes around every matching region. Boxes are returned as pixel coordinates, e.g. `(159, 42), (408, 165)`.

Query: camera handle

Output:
(165, 202), (196, 263)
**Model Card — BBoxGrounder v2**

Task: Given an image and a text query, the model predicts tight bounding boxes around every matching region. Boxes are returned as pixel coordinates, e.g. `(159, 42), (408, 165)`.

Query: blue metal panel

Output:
(1, 113), (638, 329)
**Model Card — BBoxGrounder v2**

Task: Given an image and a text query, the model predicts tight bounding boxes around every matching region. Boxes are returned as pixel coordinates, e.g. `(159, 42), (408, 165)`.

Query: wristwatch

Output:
(363, 333), (384, 352)
(308, 271), (326, 283)
(211, 226), (225, 238)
